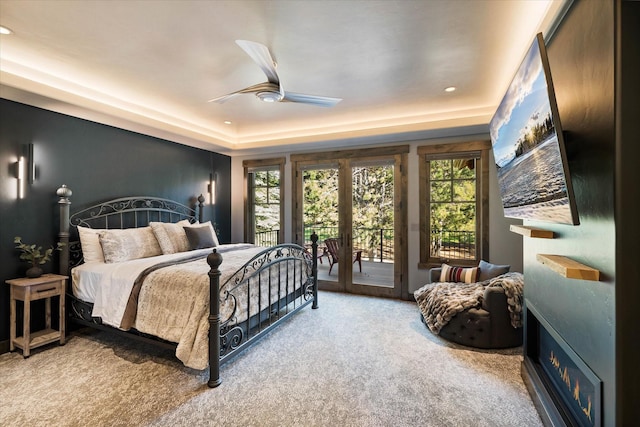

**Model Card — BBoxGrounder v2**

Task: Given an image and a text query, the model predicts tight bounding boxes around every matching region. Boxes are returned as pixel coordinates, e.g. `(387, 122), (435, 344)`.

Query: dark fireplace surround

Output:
(522, 302), (601, 427)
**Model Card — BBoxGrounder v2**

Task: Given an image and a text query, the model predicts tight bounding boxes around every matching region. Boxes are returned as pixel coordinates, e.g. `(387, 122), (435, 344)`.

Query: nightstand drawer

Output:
(12, 280), (63, 301)
(30, 281), (63, 300)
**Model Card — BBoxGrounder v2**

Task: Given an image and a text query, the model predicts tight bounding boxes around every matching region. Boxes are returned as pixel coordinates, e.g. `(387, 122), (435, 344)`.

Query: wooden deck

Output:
(316, 259), (395, 288)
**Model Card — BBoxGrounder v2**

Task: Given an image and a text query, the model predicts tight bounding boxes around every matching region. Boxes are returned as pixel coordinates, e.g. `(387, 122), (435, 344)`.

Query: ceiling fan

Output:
(208, 40), (342, 107)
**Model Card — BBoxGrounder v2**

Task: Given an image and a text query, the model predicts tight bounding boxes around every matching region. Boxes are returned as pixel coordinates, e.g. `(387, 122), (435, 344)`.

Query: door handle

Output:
(340, 233), (351, 248)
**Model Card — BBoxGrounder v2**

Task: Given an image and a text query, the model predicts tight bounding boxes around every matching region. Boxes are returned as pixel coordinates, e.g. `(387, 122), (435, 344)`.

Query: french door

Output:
(291, 147), (408, 298)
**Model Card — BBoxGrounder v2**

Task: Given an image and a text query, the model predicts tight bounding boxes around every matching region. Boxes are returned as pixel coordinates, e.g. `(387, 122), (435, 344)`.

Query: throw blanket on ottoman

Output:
(414, 272), (524, 334)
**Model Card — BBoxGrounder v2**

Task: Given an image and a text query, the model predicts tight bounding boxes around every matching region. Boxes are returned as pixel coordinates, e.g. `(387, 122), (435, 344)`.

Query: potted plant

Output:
(13, 237), (64, 278)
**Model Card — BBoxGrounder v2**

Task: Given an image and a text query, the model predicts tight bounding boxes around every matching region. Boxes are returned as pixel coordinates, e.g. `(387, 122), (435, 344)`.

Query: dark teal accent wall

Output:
(522, 1), (640, 425)
(0, 98), (231, 345)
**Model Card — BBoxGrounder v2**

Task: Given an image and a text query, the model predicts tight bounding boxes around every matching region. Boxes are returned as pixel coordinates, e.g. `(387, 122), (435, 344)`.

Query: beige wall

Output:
(230, 135), (522, 295)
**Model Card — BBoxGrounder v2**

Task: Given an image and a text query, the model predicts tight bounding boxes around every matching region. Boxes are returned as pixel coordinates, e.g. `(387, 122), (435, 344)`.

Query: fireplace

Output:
(522, 302), (601, 427)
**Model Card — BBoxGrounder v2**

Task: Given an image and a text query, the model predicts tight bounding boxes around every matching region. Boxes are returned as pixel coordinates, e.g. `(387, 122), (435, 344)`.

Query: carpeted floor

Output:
(0, 291), (542, 427)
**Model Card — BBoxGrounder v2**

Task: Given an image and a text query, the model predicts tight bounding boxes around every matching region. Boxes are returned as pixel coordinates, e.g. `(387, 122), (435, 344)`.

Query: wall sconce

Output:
(16, 156), (25, 199)
(208, 172), (217, 205)
(26, 143), (35, 184)
(14, 144), (35, 199)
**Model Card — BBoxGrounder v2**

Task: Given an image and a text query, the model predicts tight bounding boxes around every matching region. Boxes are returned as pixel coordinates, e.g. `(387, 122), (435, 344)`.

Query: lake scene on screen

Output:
(489, 37), (574, 225)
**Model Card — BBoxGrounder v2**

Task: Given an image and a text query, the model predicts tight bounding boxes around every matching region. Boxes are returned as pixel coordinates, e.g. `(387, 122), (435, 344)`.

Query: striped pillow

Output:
(439, 263), (479, 284)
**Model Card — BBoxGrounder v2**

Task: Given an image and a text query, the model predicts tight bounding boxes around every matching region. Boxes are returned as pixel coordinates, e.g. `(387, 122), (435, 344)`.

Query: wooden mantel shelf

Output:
(510, 225), (554, 238)
(536, 254), (600, 281)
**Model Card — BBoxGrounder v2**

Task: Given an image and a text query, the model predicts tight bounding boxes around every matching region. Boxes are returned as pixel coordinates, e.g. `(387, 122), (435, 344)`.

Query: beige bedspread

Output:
(133, 245), (308, 369)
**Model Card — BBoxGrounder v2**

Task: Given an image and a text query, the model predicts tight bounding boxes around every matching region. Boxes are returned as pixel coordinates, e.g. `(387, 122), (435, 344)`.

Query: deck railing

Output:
(303, 226), (394, 262)
(255, 229), (476, 262)
(255, 227), (394, 261)
(255, 227), (476, 262)
(254, 229), (280, 247)
(429, 229), (476, 260)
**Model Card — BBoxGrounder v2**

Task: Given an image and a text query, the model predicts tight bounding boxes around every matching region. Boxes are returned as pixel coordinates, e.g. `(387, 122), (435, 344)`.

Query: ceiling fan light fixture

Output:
(256, 91), (283, 103)
(210, 40), (341, 107)
(444, 86), (457, 92)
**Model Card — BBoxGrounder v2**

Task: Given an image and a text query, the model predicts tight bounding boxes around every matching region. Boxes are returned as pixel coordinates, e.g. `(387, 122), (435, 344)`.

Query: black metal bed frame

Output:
(56, 185), (318, 387)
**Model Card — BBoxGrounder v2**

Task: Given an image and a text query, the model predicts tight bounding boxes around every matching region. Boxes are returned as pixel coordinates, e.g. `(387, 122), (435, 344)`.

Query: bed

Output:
(55, 185), (319, 387)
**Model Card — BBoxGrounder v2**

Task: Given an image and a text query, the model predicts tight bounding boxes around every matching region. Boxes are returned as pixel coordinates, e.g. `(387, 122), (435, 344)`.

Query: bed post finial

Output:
(207, 248), (223, 388)
(311, 231), (319, 309)
(197, 194), (205, 222)
(57, 185), (72, 276)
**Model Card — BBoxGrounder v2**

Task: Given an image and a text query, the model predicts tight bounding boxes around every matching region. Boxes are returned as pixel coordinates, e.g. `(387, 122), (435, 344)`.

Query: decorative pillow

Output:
(98, 227), (162, 263)
(477, 260), (510, 281)
(439, 263), (479, 284)
(150, 220), (191, 254)
(185, 221), (220, 247)
(184, 225), (216, 250)
(77, 226), (105, 263)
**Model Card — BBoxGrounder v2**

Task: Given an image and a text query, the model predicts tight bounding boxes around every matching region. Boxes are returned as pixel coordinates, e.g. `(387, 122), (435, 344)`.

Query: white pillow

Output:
(77, 226), (105, 263)
(150, 220), (191, 254)
(185, 221), (220, 247)
(98, 227), (162, 263)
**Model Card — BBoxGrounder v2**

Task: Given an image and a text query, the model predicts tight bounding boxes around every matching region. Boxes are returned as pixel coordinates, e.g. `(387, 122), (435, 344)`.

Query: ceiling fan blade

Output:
(236, 40), (280, 85)
(207, 93), (242, 104)
(282, 91), (342, 107)
(207, 82), (276, 103)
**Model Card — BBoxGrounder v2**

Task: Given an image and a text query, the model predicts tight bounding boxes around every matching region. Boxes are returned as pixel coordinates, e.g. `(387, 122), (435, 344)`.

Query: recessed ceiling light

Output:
(0, 26), (13, 35)
(224, 120), (232, 125)
(444, 86), (456, 93)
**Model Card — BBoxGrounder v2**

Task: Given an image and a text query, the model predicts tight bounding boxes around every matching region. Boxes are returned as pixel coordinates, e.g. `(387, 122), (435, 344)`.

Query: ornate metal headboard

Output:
(57, 185), (205, 274)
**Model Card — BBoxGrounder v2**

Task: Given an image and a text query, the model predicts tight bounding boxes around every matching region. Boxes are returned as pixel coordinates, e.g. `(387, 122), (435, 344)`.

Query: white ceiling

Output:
(0, 0), (570, 156)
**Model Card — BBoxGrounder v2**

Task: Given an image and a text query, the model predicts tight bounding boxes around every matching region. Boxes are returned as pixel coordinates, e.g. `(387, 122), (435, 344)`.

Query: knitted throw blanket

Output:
(414, 272), (524, 335)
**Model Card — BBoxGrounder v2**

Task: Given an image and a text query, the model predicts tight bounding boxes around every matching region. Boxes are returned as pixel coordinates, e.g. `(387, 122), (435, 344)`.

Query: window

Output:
(244, 158), (285, 246)
(418, 141), (490, 267)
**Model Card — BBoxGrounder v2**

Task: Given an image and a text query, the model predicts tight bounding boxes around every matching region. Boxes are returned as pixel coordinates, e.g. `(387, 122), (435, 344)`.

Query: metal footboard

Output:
(207, 236), (318, 387)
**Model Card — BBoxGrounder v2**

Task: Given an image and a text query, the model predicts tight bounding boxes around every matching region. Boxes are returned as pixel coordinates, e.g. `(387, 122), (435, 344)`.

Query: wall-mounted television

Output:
(489, 33), (579, 225)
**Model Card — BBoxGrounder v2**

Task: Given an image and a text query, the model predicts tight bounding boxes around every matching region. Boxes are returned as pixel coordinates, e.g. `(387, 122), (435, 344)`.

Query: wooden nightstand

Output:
(5, 274), (68, 357)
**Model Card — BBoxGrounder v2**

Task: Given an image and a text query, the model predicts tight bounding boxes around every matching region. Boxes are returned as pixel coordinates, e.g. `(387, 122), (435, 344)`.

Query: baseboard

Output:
(0, 339), (9, 355)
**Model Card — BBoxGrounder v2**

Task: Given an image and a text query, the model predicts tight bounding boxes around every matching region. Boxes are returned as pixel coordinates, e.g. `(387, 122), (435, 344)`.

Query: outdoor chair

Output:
(324, 238), (363, 275)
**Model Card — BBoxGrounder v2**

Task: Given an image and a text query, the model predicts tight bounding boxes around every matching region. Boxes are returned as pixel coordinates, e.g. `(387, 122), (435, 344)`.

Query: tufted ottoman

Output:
(420, 285), (523, 348)
(417, 263), (523, 349)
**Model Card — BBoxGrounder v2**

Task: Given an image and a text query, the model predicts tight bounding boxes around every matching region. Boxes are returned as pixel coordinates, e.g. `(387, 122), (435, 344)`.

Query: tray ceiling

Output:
(0, 0), (570, 155)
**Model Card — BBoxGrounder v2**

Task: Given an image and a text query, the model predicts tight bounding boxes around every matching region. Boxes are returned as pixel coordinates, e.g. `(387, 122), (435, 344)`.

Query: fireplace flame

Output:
(562, 367), (571, 388)
(573, 379), (582, 406)
(583, 395), (592, 422)
(548, 349), (593, 424)
(550, 351), (560, 369)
